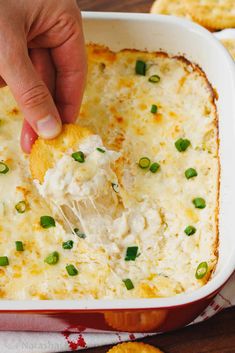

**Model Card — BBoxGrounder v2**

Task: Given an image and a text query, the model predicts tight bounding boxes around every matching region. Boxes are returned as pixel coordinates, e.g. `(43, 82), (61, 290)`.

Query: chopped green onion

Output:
(175, 138), (191, 152)
(77, 232), (86, 239)
(185, 168), (197, 179)
(15, 241), (24, 251)
(62, 240), (74, 250)
(193, 198), (206, 209)
(148, 75), (160, 83)
(73, 228), (86, 239)
(195, 261), (208, 279)
(135, 60), (146, 76)
(44, 251), (59, 265)
(125, 246), (140, 261)
(150, 162), (160, 173)
(123, 278), (134, 290)
(138, 157), (151, 169)
(96, 147), (105, 153)
(184, 226), (196, 236)
(0, 256), (9, 266)
(40, 216), (56, 229)
(150, 104), (158, 114)
(15, 201), (27, 214)
(112, 183), (119, 193)
(71, 151), (85, 163)
(0, 162), (9, 174)
(66, 264), (78, 276)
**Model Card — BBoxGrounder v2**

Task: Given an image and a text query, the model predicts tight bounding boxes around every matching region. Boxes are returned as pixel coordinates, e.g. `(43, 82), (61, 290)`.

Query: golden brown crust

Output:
(87, 44), (117, 64)
(29, 124), (92, 183)
(107, 342), (164, 353)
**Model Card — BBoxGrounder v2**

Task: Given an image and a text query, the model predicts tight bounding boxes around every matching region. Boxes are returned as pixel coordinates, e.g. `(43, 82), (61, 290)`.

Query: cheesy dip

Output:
(0, 45), (219, 300)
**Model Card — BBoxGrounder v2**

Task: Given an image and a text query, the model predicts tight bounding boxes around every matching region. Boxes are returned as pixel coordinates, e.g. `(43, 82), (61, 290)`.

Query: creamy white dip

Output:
(36, 135), (120, 205)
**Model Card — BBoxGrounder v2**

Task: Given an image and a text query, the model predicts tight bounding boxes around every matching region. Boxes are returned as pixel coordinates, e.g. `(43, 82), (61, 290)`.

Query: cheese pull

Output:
(30, 123), (121, 236)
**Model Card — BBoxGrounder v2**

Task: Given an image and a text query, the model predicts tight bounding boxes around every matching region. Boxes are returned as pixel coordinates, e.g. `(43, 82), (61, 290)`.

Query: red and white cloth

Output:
(0, 272), (234, 353)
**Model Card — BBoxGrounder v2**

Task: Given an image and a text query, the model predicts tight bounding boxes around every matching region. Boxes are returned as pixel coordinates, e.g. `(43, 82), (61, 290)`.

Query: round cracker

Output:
(104, 310), (167, 332)
(221, 38), (235, 60)
(150, 0), (191, 18)
(186, 0), (235, 30)
(30, 124), (92, 183)
(107, 342), (164, 353)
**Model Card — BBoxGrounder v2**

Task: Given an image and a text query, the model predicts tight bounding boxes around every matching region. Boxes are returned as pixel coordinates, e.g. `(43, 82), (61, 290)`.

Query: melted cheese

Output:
(0, 45), (219, 299)
(36, 135), (119, 205)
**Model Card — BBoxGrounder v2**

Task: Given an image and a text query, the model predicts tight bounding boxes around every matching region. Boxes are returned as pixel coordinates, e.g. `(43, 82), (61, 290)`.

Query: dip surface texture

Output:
(0, 45), (219, 299)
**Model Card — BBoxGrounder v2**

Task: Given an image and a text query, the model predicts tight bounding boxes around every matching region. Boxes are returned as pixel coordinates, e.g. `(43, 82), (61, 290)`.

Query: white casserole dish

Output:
(214, 28), (235, 41)
(0, 12), (234, 333)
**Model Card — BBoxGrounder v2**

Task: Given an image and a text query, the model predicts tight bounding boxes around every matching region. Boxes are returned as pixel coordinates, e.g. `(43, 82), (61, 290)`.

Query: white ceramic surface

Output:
(214, 28), (235, 40)
(1, 12), (234, 311)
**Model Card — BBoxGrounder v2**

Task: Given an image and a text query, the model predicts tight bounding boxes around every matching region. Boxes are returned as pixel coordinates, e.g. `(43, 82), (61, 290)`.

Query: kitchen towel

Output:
(0, 272), (234, 353)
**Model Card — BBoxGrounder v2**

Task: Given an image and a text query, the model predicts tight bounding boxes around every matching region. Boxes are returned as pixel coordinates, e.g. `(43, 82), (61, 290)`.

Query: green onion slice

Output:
(135, 60), (146, 76)
(0, 162), (9, 174)
(175, 138), (191, 152)
(73, 228), (86, 239)
(193, 198), (206, 209)
(44, 251), (59, 265)
(150, 162), (160, 173)
(0, 256), (9, 266)
(71, 151), (85, 163)
(195, 261), (208, 279)
(112, 183), (119, 193)
(148, 74), (160, 83)
(96, 147), (106, 153)
(123, 278), (134, 290)
(138, 157), (151, 169)
(15, 201), (27, 214)
(150, 104), (158, 114)
(66, 264), (79, 276)
(125, 246), (140, 261)
(184, 225), (196, 236)
(40, 216), (56, 229)
(185, 168), (197, 179)
(62, 240), (74, 250)
(15, 241), (24, 251)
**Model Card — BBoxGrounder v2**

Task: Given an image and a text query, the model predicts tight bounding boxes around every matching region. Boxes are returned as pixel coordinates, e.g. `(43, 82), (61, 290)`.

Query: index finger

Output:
(51, 13), (87, 123)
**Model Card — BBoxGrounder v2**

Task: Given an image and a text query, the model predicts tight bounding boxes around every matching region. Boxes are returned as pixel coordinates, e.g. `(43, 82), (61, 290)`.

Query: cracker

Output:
(107, 342), (164, 353)
(104, 310), (167, 332)
(186, 0), (235, 30)
(221, 38), (235, 60)
(150, 0), (191, 18)
(29, 124), (92, 183)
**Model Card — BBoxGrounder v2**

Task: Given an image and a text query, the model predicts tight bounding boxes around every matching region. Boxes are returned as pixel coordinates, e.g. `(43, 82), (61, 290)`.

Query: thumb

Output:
(1, 46), (61, 139)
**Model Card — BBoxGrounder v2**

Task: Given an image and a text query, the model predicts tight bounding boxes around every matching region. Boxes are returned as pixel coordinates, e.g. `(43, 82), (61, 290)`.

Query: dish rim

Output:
(0, 11), (235, 311)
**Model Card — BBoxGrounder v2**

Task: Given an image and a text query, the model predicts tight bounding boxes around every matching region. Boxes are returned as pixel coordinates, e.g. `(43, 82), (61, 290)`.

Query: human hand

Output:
(0, 0), (86, 152)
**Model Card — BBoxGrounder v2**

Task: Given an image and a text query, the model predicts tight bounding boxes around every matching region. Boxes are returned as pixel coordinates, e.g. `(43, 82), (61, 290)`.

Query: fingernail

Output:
(36, 115), (61, 139)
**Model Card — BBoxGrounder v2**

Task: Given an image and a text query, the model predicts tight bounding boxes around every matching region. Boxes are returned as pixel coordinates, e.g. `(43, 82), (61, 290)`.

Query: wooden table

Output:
(73, 1), (235, 352)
